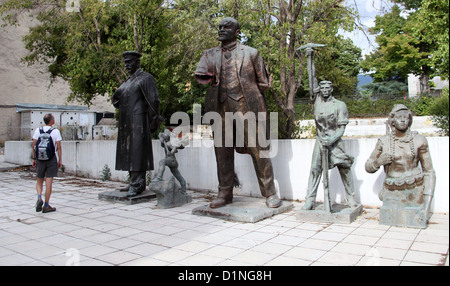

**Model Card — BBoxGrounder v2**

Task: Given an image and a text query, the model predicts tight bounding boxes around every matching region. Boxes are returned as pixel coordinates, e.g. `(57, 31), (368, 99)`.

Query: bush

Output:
(293, 89), (449, 136)
(345, 96), (405, 118)
(428, 87), (449, 136)
(100, 164), (111, 181)
(409, 96), (436, 116)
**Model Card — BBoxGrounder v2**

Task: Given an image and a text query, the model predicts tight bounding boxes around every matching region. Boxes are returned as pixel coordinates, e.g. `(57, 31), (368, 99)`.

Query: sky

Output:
(342, 0), (396, 57)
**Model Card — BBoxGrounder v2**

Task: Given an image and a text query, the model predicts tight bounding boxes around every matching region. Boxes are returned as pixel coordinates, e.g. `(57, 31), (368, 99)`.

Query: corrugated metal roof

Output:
(16, 103), (89, 113)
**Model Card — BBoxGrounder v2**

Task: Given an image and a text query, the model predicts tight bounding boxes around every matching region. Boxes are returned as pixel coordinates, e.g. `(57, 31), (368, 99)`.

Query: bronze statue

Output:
(195, 17), (281, 209)
(298, 44), (358, 211)
(365, 104), (436, 228)
(112, 51), (160, 197)
(149, 129), (192, 208)
(301, 81), (358, 211)
(154, 129), (187, 195)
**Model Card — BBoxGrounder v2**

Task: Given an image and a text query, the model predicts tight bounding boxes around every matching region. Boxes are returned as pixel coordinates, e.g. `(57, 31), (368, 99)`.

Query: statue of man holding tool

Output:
(298, 44), (359, 211)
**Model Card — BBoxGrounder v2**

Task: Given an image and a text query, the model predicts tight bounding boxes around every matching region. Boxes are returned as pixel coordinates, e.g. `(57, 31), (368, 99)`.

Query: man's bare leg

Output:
(35, 178), (44, 212)
(42, 177), (56, 213)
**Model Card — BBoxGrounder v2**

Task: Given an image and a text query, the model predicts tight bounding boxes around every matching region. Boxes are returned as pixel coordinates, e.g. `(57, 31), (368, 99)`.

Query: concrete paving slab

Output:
(0, 170), (448, 266)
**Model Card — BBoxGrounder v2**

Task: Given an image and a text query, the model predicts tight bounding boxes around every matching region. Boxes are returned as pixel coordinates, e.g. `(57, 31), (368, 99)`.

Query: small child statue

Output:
(154, 129), (188, 195)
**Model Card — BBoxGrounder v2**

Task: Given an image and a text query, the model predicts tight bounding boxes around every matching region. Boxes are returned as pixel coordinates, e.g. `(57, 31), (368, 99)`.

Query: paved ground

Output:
(0, 161), (448, 266)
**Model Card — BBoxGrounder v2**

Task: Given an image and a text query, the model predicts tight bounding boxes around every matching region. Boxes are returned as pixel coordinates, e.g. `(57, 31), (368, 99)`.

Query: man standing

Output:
(32, 113), (62, 213)
(112, 51), (160, 197)
(195, 17), (281, 209)
(301, 81), (358, 210)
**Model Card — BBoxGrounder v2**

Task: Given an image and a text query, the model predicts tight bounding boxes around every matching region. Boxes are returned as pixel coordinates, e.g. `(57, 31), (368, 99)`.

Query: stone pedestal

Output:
(379, 189), (429, 229)
(297, 203), (363, 224)
(192, 196), (294, 223)
(148, 177), (192, 209)
(98, 189), (156, 205)
(380, 205), (427, 229)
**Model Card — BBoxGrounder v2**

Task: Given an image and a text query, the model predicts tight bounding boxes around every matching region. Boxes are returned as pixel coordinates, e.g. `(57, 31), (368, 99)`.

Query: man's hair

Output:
(43, 113), (53, 125)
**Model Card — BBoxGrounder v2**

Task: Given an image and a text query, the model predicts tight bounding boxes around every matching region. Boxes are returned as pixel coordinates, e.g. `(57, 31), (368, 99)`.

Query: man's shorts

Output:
(36, 156), (58, 178)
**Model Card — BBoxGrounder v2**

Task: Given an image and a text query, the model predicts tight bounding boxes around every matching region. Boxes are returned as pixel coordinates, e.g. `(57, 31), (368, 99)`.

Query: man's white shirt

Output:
(32, 126), (63, 154)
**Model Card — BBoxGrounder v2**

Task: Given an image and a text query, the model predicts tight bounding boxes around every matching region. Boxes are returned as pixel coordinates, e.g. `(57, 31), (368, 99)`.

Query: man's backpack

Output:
(35, 127), (55, 161)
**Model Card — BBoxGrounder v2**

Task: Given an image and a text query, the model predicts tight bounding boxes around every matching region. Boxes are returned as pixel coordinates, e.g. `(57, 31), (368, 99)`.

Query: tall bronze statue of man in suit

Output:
(112, 51), (160, 197)
(195, 17), (281, 209)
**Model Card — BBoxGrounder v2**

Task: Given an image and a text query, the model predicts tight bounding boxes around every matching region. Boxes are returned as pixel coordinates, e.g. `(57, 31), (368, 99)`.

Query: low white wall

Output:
(5, 137), (449, 212)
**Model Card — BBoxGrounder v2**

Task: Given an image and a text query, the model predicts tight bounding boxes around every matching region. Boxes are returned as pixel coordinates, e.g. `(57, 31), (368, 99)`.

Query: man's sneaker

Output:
(35, 199), (43, 212)
(42, 205), (56, 213)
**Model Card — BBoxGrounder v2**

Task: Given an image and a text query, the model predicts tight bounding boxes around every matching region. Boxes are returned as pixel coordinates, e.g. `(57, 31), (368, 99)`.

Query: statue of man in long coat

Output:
(112, 51), (160, 197)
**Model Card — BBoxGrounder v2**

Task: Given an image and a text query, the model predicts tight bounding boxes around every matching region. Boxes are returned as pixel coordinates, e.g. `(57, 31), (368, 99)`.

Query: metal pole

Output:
(322, 143), (332, 212)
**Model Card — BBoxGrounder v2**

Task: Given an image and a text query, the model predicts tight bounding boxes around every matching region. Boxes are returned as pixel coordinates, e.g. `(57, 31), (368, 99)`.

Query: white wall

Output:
(5, 137), (449, 212)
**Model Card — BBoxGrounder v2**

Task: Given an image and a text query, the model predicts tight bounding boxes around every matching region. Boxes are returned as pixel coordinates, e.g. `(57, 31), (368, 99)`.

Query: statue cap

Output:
(319, 80), (333, 87)
(390, 104), (409, 114)
(122, 51), (142, 59)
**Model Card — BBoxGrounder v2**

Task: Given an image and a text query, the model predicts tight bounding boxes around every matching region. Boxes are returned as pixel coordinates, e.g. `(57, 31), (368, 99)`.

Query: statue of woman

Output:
(365, 104), (436, 228)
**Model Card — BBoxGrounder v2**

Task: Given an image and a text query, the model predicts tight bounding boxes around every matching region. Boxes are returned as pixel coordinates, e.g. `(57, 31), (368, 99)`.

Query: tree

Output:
(238, 0), (357, 138)
(408, 0), (449, 79)
(362, 0), (449, 94)
(361, 80), (408, 99)
(1, 0), (205, 120)
(2, 0), (361, 139)
(361, 5), (427, 83)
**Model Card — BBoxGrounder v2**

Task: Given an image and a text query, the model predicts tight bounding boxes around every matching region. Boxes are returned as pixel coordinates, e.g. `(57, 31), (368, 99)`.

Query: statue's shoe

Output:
(301, 200), (315, 210)
(266, 194), (282, 208)
(209, 197), (232, 209)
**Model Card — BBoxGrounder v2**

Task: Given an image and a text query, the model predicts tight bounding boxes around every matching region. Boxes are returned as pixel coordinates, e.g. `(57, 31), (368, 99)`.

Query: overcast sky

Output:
(342, 0), (395, 56)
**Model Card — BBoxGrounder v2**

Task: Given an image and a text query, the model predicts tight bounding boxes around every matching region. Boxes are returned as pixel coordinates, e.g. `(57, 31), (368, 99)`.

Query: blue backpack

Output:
(35, 127), (55, 161)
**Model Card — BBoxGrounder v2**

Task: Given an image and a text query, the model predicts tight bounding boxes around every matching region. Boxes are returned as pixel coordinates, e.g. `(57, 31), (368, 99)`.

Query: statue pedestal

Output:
(380, 205), (427, 229)
(297, 203), (363, 224)
(148, 177), (192, 209)
(379, 189), (429, 229)
(192, 196), (294, 223)
(98, 189), (156, 205)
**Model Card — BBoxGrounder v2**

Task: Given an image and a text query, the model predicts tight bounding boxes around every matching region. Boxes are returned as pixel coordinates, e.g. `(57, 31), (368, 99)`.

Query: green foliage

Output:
(292, 121), (316, 139)
(362, 0), (449, 89)
(100, 164), (111, 181)
(361, 5), (427, 82)
(240, 0), (360, 138)
(361, 80), (407, 99)
(409, 0), (449, 79)
(146, 171), (152, 185)
(295, 91), (449, 134)
(409, 96), (435, 116)
(1, 0), (363, 139)
(294, 102), (314, 120)
(429, 87), (449, 136)
(344, 96), (403, 118)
